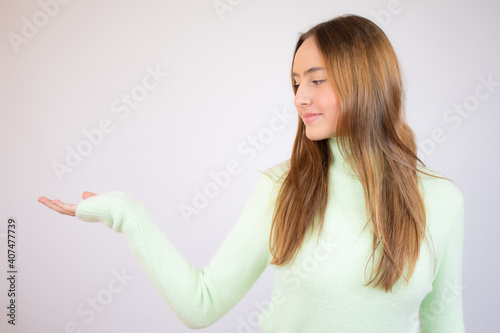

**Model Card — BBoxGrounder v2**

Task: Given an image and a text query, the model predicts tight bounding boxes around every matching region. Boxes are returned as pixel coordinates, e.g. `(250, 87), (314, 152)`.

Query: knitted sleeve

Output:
(75, 172), (277, 329)
(418, 186), (466, 333)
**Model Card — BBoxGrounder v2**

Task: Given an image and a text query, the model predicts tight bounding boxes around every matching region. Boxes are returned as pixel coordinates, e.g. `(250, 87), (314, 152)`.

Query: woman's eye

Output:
(293, 80), (325, 89)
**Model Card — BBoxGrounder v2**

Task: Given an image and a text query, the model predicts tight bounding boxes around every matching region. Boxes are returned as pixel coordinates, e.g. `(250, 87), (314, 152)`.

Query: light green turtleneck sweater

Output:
(75, 136), (465, 332)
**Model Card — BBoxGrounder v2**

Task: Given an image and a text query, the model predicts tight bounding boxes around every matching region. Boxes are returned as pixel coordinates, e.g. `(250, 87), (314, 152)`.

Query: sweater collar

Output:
(327, 136), (357, 179)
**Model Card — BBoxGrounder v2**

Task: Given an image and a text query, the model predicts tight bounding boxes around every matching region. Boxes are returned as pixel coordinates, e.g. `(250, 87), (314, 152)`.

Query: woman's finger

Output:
(38, 196), (75, 216)
(82, 191), (97, 199)
(53, 199), (77, 216)
(38, 192), (97, 217)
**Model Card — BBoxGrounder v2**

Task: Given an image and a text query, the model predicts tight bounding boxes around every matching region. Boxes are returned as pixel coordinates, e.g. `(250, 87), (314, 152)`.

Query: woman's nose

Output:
(294, 87), (311, 108)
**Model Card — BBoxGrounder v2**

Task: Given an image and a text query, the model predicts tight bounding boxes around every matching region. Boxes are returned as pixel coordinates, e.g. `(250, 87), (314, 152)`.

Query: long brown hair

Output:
(264, 14), (449, 292)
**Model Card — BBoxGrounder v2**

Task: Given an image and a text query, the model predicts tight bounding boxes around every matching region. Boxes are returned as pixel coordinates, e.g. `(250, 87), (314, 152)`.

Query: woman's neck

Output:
(327, 136), (357, 179)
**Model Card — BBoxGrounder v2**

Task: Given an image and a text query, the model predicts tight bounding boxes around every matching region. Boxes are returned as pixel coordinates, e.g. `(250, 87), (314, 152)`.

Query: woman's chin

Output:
(305, 130), (333, 141)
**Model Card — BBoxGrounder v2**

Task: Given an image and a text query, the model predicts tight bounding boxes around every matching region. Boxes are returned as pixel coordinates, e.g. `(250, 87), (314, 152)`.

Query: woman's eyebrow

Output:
(292, 67), (325, 77)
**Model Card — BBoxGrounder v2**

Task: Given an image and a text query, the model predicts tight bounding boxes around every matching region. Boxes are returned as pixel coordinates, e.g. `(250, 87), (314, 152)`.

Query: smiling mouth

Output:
(302, 113), (321, 124)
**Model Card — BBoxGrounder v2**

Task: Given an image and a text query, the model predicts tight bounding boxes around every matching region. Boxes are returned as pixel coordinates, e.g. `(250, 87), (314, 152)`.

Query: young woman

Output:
(38, 14), (465, 332)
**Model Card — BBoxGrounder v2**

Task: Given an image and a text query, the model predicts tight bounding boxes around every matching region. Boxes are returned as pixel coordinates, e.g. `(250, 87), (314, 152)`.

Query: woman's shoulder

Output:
(416, 164), (464, 210)
(255, 159), (291, 196)
(262, 159), (291, 182)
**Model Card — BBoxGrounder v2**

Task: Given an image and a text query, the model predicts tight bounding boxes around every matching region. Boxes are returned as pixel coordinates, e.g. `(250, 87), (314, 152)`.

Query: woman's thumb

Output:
(82, 191), (97, 199)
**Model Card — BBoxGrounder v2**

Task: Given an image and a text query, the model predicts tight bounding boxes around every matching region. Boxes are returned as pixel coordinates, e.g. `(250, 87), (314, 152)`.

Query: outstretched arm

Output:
(38, 172), (278, 328)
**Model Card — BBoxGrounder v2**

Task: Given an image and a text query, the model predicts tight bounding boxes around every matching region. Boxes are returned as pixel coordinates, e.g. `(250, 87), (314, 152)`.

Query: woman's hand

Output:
(38, 191), (97, 216)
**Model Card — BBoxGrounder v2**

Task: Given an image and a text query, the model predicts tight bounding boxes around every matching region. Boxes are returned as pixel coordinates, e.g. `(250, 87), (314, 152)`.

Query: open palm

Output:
(38, 191), (97, 216)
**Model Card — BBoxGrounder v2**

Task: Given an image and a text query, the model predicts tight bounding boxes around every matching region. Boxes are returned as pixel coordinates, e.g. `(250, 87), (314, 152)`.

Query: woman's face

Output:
(292, 36), (340, 140)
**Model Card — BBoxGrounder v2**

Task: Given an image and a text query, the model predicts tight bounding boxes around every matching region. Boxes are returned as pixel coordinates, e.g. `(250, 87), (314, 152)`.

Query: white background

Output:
(1, 0), (499, 332)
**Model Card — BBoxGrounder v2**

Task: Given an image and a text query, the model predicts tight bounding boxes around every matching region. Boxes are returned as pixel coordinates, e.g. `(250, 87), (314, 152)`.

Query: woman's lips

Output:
(302, 113), (321, 124)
